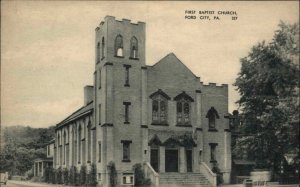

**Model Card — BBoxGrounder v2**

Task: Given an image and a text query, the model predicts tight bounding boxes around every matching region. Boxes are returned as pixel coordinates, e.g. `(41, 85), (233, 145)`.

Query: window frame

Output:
(123, 102), (131, 124)
(121, 140), (132, 162)
(130, 36), (138, 59)
(209, 143), (218, 163)
(206, 107), (220, 131)
(123, 64), (131, 87)
(115, 35), (124, 57)
(152, 95), (168, 125)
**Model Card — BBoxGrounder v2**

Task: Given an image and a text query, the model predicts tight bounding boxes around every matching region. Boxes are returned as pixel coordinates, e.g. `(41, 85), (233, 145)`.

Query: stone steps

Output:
(159, 173), (212, 187)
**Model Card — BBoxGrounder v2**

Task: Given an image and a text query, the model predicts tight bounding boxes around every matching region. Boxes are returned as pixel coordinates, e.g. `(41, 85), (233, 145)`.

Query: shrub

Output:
(69, 166), (77, 186)
(87, 163), (97, 187)
(63, 168), (69, 185)
(43, 167), (50, 182)
(133, 163), (151, 187)
(56, 167), (63, 184)
(51, 169), (56, 184)
(108, 161), (117, 187)
(212, 163), (223, 185)
(80, 165), (87, 186)
(25, 168), (34, 180)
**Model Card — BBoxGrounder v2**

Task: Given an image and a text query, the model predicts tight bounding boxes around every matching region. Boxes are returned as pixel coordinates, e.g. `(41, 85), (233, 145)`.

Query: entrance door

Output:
(186, 149), (193, 172)
(165, 149), (178, 172)
(150, 149), (159, 172)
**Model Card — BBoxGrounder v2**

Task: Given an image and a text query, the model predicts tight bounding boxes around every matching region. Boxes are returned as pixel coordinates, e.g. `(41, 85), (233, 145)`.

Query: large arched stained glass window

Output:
(174, 91), (194, 126)
(150, 89), (170, 125)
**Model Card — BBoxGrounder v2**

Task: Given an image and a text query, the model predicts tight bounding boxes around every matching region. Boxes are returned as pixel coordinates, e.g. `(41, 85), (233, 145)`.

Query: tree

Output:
(234, 21), (299, 174)
(132, 163), (151, 187)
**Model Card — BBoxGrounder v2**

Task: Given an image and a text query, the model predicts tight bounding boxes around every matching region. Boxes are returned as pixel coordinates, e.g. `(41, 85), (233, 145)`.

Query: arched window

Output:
(63, 131), (66, 164)
(130, 37), (138, 58)
(150, 89), (170, 125)
(97, 42), (100, 63)
(78, 125), (81, 163)
(57, 134), (61, 146)
(115, 35), (123, 57)
(174, 92), (194, 125)
(72, 126), (77, 165)
(206, 107), (220, 130)
(101, 37), (105, 58)
(87, 122), (91, 162)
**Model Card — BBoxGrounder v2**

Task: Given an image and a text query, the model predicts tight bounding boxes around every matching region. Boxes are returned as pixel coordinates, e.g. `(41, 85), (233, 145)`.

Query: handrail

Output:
(200, 162), (217, 187)
(143, 162), (159, 187)
(145, 162), (159, 177)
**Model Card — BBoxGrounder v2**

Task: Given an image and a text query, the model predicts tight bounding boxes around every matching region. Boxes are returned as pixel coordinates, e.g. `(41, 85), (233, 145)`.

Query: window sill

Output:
(176, 124), (192, 127)
(151, 123), (169, 126)
(114, 55), (124, 58)
(129, 57), (139, 60)
(122, 159), (131, 162)
(124, 122), (130, 124)
(208, 129), (218, 132)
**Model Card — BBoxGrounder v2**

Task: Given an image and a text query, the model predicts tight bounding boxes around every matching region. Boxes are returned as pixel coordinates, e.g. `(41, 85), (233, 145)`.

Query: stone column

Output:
(159, 146), (165, 173)
(179, 147), (186, 173)
(41, 162), (44, 177)
(193, 147), (200, 172)
(37, 162), (40, 176)
(223, 129), (231, 184)
(33, 163), (36, 177)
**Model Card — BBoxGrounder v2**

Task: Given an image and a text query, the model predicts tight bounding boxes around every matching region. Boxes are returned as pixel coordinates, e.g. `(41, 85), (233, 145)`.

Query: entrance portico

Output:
(149, 134), (196, 174)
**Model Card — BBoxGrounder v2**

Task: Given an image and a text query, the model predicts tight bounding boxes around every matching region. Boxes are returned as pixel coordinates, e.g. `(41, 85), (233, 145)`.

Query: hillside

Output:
(0, 125), (55, 175)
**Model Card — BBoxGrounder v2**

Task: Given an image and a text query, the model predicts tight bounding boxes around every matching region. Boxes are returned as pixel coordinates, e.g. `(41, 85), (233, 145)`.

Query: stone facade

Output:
(54, 16), (231, 186)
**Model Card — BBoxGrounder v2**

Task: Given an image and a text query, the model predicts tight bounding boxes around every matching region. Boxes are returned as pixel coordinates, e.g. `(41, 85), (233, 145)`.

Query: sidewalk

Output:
(220, 184), (299, 187)
(7, 180), (65, 187)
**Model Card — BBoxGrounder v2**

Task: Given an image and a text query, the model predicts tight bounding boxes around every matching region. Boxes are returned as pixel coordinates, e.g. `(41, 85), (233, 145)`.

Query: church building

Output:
(54, 16), (231, 187)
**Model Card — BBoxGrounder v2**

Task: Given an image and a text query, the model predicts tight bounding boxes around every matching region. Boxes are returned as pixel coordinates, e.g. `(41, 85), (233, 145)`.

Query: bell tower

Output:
(93, 16), (147, 185)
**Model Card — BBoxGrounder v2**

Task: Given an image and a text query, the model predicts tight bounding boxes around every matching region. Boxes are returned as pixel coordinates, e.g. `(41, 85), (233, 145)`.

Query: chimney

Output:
(84, 86), (94, 105)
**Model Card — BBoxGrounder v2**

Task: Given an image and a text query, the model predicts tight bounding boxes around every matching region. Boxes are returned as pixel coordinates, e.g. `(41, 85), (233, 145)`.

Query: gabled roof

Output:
(174, 91), (194, 102)
(149, 89), (171, 100)
(56, 101), (93, 129)
(150, 53), (199, 79)
(148, 134), (162, 146)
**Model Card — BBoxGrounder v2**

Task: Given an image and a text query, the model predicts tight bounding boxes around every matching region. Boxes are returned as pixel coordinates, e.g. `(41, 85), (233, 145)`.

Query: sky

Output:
(1, 1), (299, 128)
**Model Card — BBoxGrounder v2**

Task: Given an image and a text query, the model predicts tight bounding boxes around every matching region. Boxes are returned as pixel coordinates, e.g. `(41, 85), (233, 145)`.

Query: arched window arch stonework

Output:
(115, 35), (123, 57)
(97, 42), (100, 63)
(130, 36), (138, 59)
(87, 121), (91, 163)
(174, 91), (194, 126)
(206, 107), (220, 131)
(150, 89), (170, 125)
(78, 124), (82, 163)
(101, 37), (105, 59)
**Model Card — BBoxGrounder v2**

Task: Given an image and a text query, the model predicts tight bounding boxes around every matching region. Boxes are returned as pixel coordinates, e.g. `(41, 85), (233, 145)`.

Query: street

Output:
(1, 180), (62, 187)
